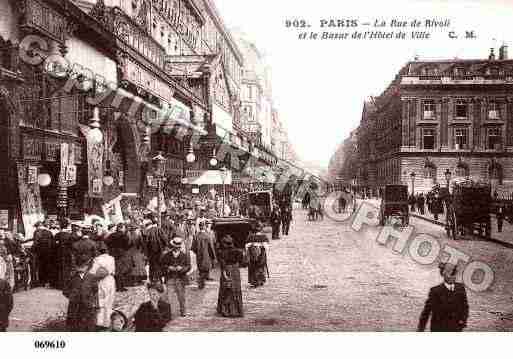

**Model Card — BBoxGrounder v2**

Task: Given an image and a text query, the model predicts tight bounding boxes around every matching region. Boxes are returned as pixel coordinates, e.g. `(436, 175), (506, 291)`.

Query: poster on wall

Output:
(101, 194), (124, 225)
(17, 164), (45, 239)
(27, 166), (38, 184)
(0, 210), (8, 229)
(86, 131), (104, 198)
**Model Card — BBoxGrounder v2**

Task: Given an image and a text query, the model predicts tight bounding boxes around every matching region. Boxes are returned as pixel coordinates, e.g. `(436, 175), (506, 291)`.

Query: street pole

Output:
(222, 179), (226, 217)
(157, 177), (162, 228)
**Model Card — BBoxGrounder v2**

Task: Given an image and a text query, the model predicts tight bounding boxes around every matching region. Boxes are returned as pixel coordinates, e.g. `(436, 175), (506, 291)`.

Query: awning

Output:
(184, 170), (232, 185)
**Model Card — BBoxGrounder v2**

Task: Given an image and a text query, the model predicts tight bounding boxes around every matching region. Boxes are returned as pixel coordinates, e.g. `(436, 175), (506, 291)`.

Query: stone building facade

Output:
(356, 46), (513, 196)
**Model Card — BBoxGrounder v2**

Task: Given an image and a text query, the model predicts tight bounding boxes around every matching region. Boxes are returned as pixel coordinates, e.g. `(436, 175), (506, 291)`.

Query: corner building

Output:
(357, 46), (513, 196)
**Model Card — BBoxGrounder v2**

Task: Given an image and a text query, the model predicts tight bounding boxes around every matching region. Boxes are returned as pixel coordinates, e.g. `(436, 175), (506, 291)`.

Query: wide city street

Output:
(8, 204), (513, 332)
(163, 205), (513, 332)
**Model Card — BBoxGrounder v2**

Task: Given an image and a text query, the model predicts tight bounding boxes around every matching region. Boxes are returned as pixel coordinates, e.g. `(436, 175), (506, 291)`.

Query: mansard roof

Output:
(407, 59), (513, 76)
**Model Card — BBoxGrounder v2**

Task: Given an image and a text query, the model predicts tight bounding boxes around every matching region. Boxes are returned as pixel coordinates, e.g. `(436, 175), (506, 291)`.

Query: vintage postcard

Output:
(0, 0), (512, 357)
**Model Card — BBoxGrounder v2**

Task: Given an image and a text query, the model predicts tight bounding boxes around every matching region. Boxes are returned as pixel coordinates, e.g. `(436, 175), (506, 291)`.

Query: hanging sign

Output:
(27, 166), (38, 184)
(17, 164), (44, 239)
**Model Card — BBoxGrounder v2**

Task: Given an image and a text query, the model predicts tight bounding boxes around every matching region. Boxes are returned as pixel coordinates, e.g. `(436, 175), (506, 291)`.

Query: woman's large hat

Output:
(221, 235), (234, 247)
(170, 237), (184, 248)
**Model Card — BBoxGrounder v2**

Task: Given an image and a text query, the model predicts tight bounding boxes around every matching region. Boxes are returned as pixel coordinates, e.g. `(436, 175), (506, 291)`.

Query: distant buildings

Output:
(331, 45), (513, 196)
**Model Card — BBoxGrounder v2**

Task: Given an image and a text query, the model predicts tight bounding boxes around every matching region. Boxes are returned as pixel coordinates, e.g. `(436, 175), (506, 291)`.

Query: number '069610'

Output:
(34, 340), (66, 349)
(285, 19), (309, 28)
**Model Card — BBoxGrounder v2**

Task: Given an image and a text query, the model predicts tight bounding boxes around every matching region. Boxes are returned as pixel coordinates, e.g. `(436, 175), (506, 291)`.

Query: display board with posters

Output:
(17, 164), (45, 239)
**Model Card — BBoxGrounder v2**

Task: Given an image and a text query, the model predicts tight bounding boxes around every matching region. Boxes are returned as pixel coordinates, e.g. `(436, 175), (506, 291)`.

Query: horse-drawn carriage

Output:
(211, 217), (259, 250)
(379, 184), (409, 226)
(445, 181), (492, 240)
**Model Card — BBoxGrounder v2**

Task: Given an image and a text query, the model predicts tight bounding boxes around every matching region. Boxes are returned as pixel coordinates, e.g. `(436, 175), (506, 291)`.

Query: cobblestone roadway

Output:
(166, 208), (513, 331)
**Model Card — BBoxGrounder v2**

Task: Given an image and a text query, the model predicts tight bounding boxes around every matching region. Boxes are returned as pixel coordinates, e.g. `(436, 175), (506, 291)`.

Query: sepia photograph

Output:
(0, 0), (513, 356)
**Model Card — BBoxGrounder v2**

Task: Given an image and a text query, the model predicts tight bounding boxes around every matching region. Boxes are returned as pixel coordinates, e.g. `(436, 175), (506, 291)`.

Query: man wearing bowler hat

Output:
(418, 262), (469, 332)
(161, 237), (191, 317)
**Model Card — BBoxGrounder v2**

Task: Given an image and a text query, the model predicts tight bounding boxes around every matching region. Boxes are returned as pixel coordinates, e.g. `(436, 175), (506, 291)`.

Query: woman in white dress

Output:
(89, 242), (116, 331)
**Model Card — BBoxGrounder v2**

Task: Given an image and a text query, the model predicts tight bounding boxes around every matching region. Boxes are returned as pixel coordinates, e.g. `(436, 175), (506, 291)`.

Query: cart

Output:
(445, 182), (492, 240)
(379, 184), (409, 226)
(211, 217), (258, 250)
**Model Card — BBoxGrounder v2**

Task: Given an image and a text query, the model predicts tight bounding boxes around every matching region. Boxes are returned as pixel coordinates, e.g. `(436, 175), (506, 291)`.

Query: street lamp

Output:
(209, 148), (218, 167)
(410, 172), (416, 196)
(152, 151), (166, 227)
(186, 144), (196, 163)
(444, 169), (452, 189)
(220, 166), (227, 217)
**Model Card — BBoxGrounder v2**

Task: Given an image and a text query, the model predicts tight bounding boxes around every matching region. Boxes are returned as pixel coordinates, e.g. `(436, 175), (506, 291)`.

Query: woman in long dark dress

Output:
(246, 222), (269, 287)
(217, 235), (244, 318)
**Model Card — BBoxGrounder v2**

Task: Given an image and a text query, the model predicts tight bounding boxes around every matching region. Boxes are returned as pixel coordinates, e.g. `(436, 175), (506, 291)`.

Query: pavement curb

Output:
(411, 213), (513, 249)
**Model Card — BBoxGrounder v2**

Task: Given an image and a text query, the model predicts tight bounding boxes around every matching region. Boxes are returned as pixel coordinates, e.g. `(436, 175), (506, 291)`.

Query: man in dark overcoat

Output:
(418, 262), (469, 332)
(144, 218), (167, 282)
(63, 259), (100, 332)
(33, 220), (56, 287)
(108, 223), (130, 291)
(191, 222), (216, 289)
(281, 206), (293, 236)
(55, 218), (74, 290)
(270, 205), (281, 240)
(72, 234), (98, 270)
(0, 277), (13, 331)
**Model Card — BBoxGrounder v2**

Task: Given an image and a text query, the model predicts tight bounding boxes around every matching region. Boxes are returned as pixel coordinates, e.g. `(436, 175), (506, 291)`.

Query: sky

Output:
(213, 0), (513, 168)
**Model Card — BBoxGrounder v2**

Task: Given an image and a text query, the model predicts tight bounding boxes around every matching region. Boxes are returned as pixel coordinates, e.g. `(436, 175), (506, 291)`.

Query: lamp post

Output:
(410, 172), (416, 196)
(152, 152), (166, 228)
(220, 166), (227, 217)
(444, 169), (452, 190)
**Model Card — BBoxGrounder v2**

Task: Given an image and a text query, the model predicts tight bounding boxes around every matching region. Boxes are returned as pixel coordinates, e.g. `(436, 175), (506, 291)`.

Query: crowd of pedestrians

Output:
(0, 187), (296, 331)
(408, 190), (445, 220)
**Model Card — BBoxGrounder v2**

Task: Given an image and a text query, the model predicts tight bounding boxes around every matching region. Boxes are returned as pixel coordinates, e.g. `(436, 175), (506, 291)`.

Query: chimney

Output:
(499, 43), (508, 60)
(489, 47), (496, 60)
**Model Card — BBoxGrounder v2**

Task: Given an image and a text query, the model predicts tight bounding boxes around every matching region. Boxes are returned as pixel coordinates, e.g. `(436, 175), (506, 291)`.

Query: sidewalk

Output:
(361, 198), (513, 248)
(8, 269), (221, 331)
(410, 209), (513, 249)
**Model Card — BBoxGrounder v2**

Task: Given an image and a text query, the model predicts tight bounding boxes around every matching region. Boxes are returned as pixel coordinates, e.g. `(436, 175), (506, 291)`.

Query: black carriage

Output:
(211, 217), (258, 250)
(445, 182), (492, 240)
(238, 191), (273, 225)
(379, 184), (409, 226)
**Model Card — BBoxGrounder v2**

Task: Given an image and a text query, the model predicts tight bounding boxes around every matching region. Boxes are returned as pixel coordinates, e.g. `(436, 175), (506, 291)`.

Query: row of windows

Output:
(421, 127), (502, 150)
(124, 0), (242, 86)
(419, 65), (508, 77)
(414, 164), (501, 183)
(421, 99), (502, 119)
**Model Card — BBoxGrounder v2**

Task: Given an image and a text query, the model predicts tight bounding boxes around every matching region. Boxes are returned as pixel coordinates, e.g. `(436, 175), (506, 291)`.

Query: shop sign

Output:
(27, 166), (38, 184)
(17, 164), (44, 239)
(124, 59), (174, 104)
(22, 135), (43, 161)
(21, 0), (68, 44)
(92, 178), (103, 195)
(66, 165), (77, 186)
(73, 143), (83, 164)
(56, 187), (67, 208)
(45, 141), (60, 162)
(87, 137), (104, 198)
